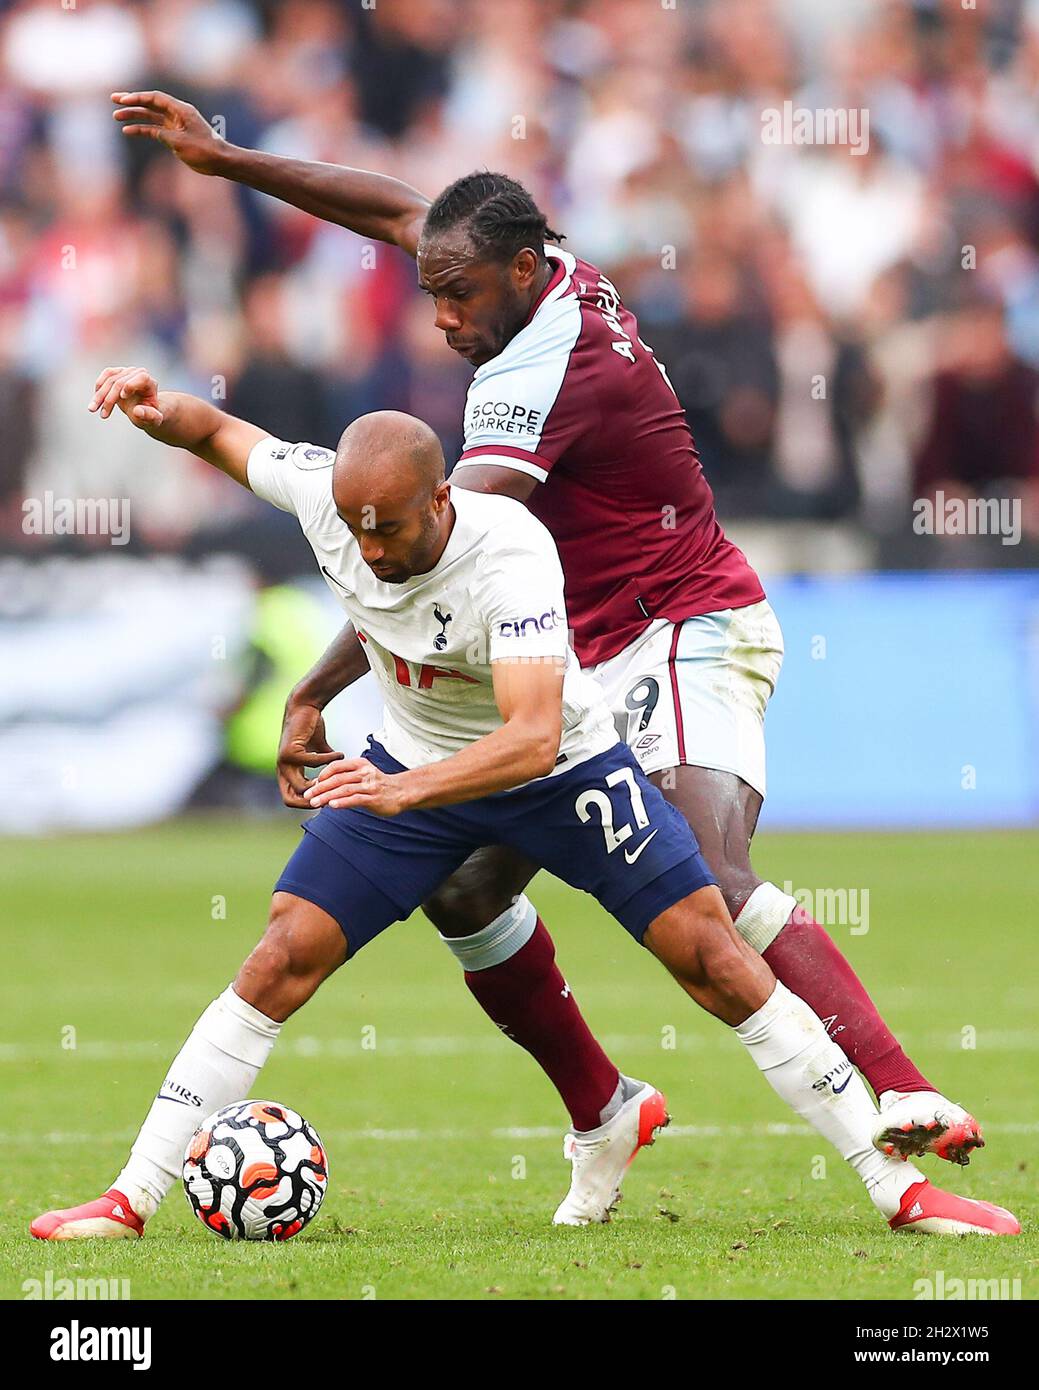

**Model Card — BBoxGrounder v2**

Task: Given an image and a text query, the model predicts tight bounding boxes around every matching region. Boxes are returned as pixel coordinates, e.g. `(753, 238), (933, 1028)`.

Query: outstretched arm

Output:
(89, 365), (268, 487)
(112, 91), (430, 256)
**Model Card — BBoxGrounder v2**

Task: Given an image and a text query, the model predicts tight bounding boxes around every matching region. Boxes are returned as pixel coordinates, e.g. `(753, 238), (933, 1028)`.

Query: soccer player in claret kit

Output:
(81, 90), (1016, 1237)
(31, 376), (1019, 1241)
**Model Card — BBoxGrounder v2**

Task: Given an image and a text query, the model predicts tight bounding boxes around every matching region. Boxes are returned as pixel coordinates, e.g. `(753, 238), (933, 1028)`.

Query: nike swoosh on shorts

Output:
(624, 829), (659, 865)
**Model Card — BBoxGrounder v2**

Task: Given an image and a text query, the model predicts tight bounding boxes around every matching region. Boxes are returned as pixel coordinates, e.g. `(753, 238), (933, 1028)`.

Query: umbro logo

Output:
(634, 734), (661, 751)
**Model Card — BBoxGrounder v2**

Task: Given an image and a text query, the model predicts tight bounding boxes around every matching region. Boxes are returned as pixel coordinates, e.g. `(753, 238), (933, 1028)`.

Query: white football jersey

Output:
(247, 437), (618, 777)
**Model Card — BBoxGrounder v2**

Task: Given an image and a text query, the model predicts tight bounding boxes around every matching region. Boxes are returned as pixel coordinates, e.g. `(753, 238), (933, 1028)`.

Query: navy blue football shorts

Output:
(274, 737), (715, 956)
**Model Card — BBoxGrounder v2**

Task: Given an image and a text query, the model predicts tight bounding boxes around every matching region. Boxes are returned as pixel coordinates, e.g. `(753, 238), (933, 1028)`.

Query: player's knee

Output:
(653, 891), (747, 989)
(236, 896), (330, 1017)
(422, 875), (514, 938)
(711, 863), (763, 923)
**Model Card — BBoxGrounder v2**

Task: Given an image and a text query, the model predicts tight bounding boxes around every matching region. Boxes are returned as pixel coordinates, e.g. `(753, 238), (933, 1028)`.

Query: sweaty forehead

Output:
(416, 228), (485, 285)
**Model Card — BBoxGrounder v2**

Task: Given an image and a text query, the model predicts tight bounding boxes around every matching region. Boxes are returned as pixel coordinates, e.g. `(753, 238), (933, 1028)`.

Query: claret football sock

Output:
(736, 884), (933, 1097)
(441, 897), (620, 1132)
(735, 981), (923, 1218)
(113, 985), (281, 1221)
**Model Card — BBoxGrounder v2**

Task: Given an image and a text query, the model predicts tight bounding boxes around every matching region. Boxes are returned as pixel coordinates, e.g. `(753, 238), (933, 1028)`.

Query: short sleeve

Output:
(475, 524), (572, 663)
(454, 297), (586, 485)
(247, 438), (335, 515)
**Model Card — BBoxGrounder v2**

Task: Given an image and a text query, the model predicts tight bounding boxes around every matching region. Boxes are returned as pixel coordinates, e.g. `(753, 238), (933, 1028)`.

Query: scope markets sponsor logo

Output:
(24, 1272), (131, 1301)
(467, 400), (543, 436)
(22, 492), (130, 546)
(761, 100), (869, 155)
(913, 1271), (1022, 1301)
(50, 1320), (151, 1371)
(913, 491), (1021, 546)
(498, 608), (564, 639)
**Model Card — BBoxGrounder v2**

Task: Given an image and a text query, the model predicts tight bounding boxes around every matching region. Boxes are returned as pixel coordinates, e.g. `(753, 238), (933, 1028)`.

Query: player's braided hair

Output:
(424, 171), (566, 264)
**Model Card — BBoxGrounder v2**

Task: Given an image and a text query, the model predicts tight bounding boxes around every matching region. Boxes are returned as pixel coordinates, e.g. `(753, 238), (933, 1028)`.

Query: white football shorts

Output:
(586, 599), (784, 797)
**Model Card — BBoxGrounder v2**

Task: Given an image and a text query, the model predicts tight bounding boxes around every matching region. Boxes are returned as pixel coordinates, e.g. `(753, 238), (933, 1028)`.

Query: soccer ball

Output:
(182, 1100), (328, 1241)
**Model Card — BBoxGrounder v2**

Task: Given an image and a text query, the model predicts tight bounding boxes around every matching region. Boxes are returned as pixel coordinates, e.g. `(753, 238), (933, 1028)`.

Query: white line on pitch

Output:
(3, 1029), (1039, 1062)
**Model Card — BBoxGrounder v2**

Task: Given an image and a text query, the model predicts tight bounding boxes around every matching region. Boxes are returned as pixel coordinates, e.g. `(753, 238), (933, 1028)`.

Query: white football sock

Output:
(733, 881), (797, 953)
(438, 894), (537, 971)
(113, 985), (281, 1220)
(735, 982), (922, 1219)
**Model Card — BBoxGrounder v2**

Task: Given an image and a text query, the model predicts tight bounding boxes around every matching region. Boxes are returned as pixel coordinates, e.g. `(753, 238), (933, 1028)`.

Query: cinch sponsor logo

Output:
(498, 609), (563, 638)
(468, 401), (542, 435)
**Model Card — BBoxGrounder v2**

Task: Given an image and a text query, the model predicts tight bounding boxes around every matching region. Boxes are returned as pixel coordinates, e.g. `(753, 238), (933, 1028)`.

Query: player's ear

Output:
(433, 479), (451, 513)
(512, 247), (539, 288)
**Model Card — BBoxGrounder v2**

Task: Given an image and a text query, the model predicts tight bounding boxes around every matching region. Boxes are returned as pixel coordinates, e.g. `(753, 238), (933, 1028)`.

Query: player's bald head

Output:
(332, 411), (453, 583)
(333, 410), (445, 515)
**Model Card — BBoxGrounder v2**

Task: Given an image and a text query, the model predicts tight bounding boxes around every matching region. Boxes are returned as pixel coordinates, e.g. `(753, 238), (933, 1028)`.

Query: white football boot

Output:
(872, 1089), (984, 1165)
(553, 1080), (669, 1226)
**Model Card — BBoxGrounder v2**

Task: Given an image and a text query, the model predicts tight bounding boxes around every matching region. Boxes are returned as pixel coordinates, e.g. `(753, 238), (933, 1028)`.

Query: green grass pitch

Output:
(2, 820), (1036, 1300)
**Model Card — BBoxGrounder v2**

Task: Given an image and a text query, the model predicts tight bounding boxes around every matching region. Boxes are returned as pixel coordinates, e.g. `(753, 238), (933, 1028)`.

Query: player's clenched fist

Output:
(304, 758), (411, 817)
(89, 367), (164, 426)
(111, 91), (227, 175)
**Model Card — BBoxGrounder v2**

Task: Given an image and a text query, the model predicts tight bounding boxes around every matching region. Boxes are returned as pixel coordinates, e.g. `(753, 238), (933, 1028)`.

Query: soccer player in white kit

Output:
(31, 374), (1018, 1241)
(104, 92), (1014, 1237)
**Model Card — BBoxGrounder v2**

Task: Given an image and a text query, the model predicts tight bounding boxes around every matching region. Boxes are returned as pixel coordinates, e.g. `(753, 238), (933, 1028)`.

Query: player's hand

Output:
(304, 758), (410, 817)
(88, 366), (164, 426)
(277, 701), (342, 809)
(111, 91), (228, 174)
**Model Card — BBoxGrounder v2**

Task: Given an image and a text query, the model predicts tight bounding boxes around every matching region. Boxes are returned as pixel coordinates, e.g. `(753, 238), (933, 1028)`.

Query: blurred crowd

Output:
(2, 0), (1039, 572)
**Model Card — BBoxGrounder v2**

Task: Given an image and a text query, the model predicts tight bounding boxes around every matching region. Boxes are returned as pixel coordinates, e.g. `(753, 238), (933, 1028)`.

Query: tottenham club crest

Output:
(433, 604), (452, 650)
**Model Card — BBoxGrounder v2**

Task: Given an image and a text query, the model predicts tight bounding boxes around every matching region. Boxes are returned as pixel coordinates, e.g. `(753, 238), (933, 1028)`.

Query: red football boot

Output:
(889, 1179), (1021, 1236)
(31, 1188), (146, 1241)
(874, 1090), (985, 1166)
